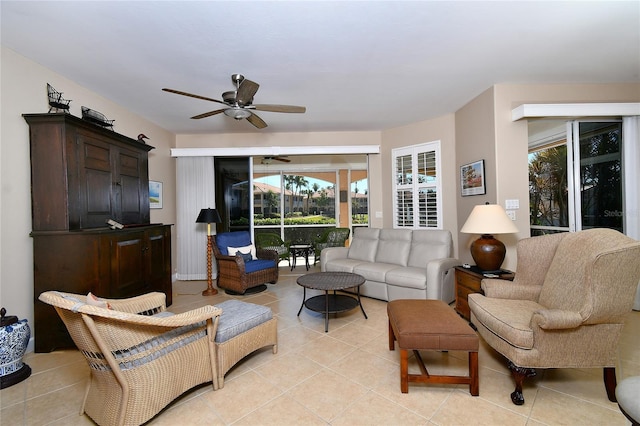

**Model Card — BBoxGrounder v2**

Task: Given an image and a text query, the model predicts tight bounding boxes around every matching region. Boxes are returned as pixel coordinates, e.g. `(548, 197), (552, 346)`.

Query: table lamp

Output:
(196, 208), (222, 296)
(460, 203), (518, 272)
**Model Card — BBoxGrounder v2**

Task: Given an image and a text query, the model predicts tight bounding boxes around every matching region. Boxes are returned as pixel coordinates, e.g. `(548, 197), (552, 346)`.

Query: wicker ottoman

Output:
(387, 299), (479, 395)
(214, 300), (277, 389)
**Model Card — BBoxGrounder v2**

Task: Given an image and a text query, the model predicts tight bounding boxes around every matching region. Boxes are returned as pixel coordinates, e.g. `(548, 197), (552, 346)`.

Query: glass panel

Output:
(418, 188), (438, 227)
(579, 122), (622, 231)
(396, 154), (412, 185)
(253, 173), (282, 224)
(395, 190), (413, 227)
(528, 144), (569, 232)
(351, 177), (368, 226)
(417, 151), (436, 184)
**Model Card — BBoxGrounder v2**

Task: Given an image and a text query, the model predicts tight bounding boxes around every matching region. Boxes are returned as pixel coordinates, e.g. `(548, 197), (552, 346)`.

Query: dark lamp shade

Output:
(196, 208), (221, 224)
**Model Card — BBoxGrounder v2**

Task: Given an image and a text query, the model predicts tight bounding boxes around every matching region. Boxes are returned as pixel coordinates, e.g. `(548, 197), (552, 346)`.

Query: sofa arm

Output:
(425, 257), (459, 300)
(531, 309), (583, 330)
(482, 280), (542, 301)
(320, 246), (349, 270)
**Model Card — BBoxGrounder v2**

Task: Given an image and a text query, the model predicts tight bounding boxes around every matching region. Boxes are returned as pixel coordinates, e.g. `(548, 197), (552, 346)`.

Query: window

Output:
(392, 141), (442, 229)
(528, 120), (624, 235)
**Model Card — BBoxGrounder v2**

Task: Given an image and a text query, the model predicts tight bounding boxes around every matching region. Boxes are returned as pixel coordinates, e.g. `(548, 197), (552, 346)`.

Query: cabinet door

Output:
(117, 148), (149, 225)
(78, 134), (114, 228)
(110, 231), (150, 298)
(77, 134), (149, 228)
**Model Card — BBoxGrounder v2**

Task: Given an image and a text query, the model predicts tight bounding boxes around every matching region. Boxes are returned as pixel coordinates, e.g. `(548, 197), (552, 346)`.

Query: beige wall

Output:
(380, 114), (459, 255)
(456, 82), (640, 270)
(0, 47), (176, 335)
(454, 88), (498, 266)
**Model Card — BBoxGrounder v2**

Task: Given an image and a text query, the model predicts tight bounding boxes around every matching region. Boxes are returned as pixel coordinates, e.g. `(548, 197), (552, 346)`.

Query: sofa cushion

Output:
(353, 262), (399, 282)
(375, 229), (412, 266)
(468, 294), (540, 349)
(408, 230), (452, 268)
(324, 258), (367, 273)
(385, 267), (428, 290)
(347, 228), (380, 262)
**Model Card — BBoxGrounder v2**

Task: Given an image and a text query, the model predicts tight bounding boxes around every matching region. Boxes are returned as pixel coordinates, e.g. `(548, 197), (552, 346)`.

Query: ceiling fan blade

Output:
(274, 156), (291, 163)
(246, 112), (267, 129)
(190, 109), (226, 119)
(162, 88), (227, 105)
(236, 79), (259, 106)
(253, 104), (306, 113)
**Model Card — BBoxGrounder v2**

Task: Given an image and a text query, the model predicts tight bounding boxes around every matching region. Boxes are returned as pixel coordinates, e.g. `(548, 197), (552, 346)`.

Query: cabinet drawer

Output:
(456, 295), (470, 319)
(456, 271), (482, 292)
(457, 282), (478, 300)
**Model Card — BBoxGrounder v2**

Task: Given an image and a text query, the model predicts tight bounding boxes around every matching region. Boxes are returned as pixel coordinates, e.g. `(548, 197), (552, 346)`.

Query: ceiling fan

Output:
(261, 156), (290, 164)
(162, 74), (306, 129)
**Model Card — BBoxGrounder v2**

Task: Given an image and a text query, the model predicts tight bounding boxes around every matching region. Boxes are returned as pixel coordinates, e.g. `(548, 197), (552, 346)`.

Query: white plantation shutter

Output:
(392, 142), (442, 229)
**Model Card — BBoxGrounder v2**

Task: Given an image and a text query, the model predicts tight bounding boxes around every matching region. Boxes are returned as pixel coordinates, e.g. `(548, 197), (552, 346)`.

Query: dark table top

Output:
(297, 271), (365, 291)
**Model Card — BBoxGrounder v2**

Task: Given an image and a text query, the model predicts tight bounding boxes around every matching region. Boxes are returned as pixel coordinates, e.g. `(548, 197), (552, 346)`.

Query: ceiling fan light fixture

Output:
(224, 108), (251, 120)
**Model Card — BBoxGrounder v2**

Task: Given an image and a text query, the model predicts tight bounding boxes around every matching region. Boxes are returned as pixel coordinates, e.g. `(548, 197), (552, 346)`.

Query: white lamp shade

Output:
(460, 204), (518, 235)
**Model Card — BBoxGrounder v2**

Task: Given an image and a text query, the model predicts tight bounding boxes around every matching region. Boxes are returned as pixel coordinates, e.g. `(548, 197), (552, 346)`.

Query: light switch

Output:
(506, 210), (516, 220)
(375, 211), (383, 218)
(505, 199), (520, 210)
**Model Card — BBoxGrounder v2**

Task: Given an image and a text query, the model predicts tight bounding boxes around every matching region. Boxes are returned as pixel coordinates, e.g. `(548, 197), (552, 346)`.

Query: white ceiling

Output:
(2, 1), (639, 134)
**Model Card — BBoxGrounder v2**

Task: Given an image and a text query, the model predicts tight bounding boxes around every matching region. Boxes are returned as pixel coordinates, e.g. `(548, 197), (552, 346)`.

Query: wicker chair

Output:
(255, 232), (290, 265)
(38, 291), (221, 426)
(313, 227), (350, 265)
(213, 231), (279, 295)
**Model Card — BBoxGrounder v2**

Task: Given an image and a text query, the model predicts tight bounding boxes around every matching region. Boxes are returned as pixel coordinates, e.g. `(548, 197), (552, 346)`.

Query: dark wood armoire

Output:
(24, 113), (172, 352)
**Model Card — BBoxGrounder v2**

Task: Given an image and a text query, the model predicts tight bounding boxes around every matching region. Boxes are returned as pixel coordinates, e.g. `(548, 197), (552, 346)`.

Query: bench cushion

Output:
(387, 299), (478, 351)
(214, 300), (273, 343)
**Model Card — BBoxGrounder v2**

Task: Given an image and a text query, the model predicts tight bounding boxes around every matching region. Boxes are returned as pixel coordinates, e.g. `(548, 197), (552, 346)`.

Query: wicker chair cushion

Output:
(214, 300), (273, 343)
(227, 244), (258, 260)
(244, 259), (277, 273)
(216, 231), (252, 255)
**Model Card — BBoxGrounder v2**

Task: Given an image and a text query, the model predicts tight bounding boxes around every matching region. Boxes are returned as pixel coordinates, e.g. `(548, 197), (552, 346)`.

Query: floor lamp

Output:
(196, 208), (222, 296)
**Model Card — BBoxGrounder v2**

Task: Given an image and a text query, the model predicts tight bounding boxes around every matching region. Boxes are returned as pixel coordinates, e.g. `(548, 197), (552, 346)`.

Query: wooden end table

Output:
(455, 266), (514, 321)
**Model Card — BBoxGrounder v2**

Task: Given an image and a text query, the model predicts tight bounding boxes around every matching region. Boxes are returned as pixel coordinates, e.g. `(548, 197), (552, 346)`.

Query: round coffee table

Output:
(296, 272), (368, 332)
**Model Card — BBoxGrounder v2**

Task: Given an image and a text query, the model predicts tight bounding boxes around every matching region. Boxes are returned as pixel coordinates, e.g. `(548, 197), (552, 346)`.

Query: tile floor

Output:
(2, 264), (638, 425)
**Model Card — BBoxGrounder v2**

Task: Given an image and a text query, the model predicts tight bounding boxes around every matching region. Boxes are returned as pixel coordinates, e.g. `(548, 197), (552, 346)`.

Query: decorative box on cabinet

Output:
(23, 113), (152, 230)
(454, 266), (514, 321)
(32, 225), (172, 352)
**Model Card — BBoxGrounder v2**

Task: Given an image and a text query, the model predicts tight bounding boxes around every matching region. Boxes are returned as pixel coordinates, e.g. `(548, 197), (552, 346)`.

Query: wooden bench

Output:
(387, 299), (479, 395)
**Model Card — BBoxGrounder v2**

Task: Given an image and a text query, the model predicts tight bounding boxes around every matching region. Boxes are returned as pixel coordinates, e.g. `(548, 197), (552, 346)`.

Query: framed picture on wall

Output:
(460, 160), (486, 196)
(149, 180), (163, 209)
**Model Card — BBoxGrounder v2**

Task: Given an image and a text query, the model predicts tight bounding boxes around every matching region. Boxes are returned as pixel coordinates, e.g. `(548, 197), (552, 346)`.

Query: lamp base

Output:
(470, 234), (506, 272)
(202, 286), (218, 296)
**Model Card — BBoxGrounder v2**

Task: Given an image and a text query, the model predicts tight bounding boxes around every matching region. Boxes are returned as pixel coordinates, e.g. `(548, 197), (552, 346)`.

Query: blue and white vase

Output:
(0, 309), (32, 389)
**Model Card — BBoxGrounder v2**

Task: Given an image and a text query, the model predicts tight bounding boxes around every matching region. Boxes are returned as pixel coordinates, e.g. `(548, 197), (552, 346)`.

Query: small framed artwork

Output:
(460, 160), (486, 196)
(149, 180), (163, 209)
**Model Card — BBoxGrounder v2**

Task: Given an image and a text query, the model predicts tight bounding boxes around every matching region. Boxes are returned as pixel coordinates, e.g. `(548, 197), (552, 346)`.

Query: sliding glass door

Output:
(528, 120), (623, 235)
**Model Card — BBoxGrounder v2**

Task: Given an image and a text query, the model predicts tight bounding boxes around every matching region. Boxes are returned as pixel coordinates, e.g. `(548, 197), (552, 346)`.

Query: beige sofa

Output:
(320, 228), (458, 302)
